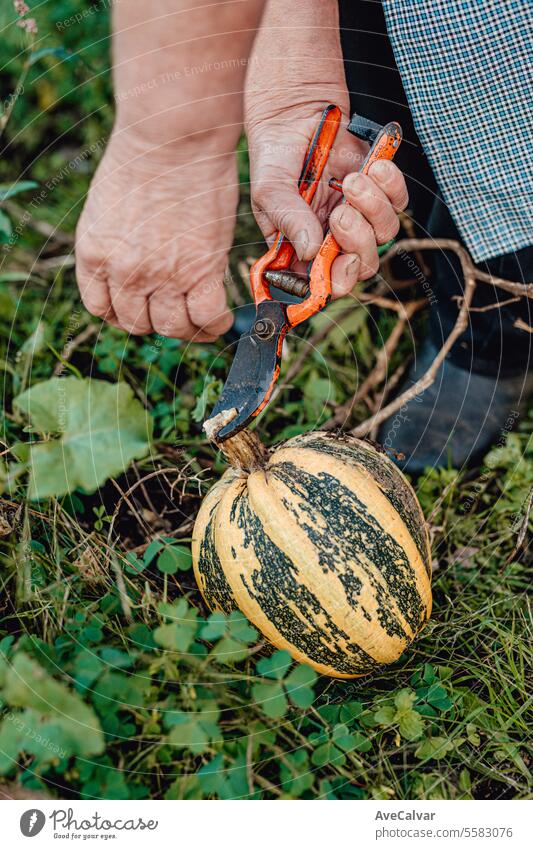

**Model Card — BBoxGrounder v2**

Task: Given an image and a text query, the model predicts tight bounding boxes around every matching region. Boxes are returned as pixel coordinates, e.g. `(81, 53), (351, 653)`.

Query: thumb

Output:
(250, 164), (325, 261)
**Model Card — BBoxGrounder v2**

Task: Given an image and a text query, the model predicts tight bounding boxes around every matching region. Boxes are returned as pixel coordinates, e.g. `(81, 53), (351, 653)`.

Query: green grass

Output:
(0, 1), (531, 801)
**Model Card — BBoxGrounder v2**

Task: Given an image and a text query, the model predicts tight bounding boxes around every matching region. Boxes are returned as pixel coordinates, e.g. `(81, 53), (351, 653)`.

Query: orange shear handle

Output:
(250, 104), (343, 306)
(286, 121), (402, 328)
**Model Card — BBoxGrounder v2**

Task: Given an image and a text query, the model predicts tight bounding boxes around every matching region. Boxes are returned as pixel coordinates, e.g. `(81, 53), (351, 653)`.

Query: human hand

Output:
(246, 97), (408, 298)
(75, 132), (237, 341)
(245, 0), (408, 298)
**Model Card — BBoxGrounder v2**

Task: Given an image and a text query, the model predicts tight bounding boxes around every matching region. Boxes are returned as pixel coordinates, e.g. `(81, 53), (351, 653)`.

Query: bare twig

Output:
(514, 317), (533, 334)
(350, 241), (478, 438)
(272, 303), (357, 402)
(380, 238), (533, 300)
(53, 323), (99, 375)
(34, 254), (75, 273)
(453, 295), (521, 313)
(369, 359), (410, 440)
(324, 300), (425, 431)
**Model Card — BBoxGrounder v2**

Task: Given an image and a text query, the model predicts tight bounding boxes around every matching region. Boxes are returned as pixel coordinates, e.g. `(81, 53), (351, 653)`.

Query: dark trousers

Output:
(338, 0), (532, 376)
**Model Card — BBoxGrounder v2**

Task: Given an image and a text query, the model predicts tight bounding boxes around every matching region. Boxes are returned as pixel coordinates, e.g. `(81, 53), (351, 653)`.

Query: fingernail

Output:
(347, 173), (365, 193)
(370, 160), (390, 180)
(294, 229), (309, 260)
(346, 255), (360, 284)
(338, 206), (354, 230)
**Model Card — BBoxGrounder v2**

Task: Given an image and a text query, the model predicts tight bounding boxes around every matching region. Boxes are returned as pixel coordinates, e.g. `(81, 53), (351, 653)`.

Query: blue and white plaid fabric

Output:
(383, 0), (532, 262)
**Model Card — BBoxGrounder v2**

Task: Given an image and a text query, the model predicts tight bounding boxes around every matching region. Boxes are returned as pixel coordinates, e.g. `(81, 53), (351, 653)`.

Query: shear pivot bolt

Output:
(254, 318), (276, 340)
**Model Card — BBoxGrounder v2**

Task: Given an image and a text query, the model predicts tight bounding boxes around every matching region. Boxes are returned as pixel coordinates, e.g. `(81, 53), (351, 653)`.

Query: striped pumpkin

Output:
(192, 430), (432, 678)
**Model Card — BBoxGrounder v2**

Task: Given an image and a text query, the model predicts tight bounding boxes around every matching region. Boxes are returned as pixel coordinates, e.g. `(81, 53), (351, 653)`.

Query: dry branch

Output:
(324, 299), (425, 431)
(348, 239), (485, 438)
(514, 317), (533, 334)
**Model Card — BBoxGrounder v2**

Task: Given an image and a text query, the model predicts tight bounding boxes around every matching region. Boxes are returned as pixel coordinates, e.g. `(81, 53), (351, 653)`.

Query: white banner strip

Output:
(2, 798), (530, 848)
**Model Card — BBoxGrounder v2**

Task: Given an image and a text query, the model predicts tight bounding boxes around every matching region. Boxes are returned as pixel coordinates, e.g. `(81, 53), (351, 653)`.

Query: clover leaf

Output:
(279, 750), (314, 796)
(373, 688), (426, 741)
(415, 736), (455, 761)
(166, 708), (220, 753)
(153, 599), (199, 653)
(201, 611), (258, 665)
(310, 723), (371, 767)
(252, 650), (317, 718)
(197, 753), (256, 800)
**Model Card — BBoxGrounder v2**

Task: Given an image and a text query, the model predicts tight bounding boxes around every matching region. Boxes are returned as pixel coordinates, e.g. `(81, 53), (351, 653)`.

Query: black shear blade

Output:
(206, 300), (288, 441)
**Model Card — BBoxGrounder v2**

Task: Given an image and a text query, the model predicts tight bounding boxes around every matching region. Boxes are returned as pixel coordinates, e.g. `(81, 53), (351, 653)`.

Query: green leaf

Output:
(0, 181), (38, 201)
(99, 647), (134, 670)
(252, 681), (288, 718)
(0, 653), (104, 767)
(373, 705), (395, 725)
(392, 688), (425, 740)
(91, 671), (146, 719)
(200, 612), (228, 641)
(332, 723), (357, 752)
(311, 740), (346, 768)
(72, 649), (105, 691)
(415, 736), (454, 761)
(339, 700), (363, 723)
(28, 47), (74, 67)
(350, 731), (372, 753)
(394, 689), (416, 713)
(226, 612), (257, 644)
(284, 664), (317, 709)
(143, 539), (165, 566)
(317, 704), (341, 724)
(209, 636), (250, 665)
(411, 663), (437, 687)
(21, 321), (46, 359)
(0, 209), (12, 243)
(466, 724), (481, 746)
(192, 378), (223, 423)
(153, 600), (199, 653)
(280, 750), (314, 796)
(398, 710), (425, 741)
(197, 753), (254, 800)
(424, 682), (453, 712)
(201, 612), (258, 665)
(303, 375), (337, 419)
(157, 544), (192, 574)
(14, 377), (152, 499)
(253, 655), (317, 717)
(166, 709), (220, 753)
(256, 650), (293, 680)
(459, 769), (472, 793)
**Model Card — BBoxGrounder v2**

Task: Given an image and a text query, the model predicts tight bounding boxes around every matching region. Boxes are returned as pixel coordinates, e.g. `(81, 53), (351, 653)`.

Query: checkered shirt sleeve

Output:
(383, 0), (533, 261)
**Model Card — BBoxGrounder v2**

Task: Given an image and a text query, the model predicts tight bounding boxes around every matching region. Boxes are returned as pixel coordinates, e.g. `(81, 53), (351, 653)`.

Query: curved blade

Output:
(206, 301), (288, 441)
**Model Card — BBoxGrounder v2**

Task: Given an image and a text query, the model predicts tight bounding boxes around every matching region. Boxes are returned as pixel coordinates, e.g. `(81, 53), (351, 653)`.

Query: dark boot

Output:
(377, 195), (533, 476)
(377, 339), (533, 476)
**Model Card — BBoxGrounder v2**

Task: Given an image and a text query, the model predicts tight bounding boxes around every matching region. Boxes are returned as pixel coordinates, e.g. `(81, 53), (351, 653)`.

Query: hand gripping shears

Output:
(206, 105), (402, 441)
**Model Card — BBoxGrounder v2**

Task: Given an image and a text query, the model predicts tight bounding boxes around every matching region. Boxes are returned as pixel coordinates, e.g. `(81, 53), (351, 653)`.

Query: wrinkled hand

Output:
(246, 100), (409, 297)
(75, 133), (236, 340)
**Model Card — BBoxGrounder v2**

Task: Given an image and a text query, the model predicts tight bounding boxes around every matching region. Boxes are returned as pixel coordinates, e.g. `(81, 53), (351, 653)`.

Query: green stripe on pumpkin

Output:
(286, 432), (431, 574)
(230, 487), (381, 676)
(270, 460), (424, 636)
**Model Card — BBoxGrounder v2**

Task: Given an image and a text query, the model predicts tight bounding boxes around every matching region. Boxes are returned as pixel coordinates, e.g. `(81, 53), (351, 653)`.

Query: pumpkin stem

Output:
(204, 410), (269, 472)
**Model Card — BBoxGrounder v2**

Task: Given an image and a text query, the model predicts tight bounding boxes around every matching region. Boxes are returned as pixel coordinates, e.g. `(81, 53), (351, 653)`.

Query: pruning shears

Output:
(206, 105), (402, 442)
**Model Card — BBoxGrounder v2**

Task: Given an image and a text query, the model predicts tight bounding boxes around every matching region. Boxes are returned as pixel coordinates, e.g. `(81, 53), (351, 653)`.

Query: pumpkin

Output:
(192, 428), (432, 679)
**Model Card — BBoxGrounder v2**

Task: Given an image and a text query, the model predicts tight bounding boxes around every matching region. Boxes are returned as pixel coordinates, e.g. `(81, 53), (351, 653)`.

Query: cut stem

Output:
(204, 410), (268, 472)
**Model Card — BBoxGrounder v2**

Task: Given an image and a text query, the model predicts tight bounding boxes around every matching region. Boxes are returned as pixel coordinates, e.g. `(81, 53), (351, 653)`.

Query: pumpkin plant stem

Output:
(204, 411), (269, 472)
